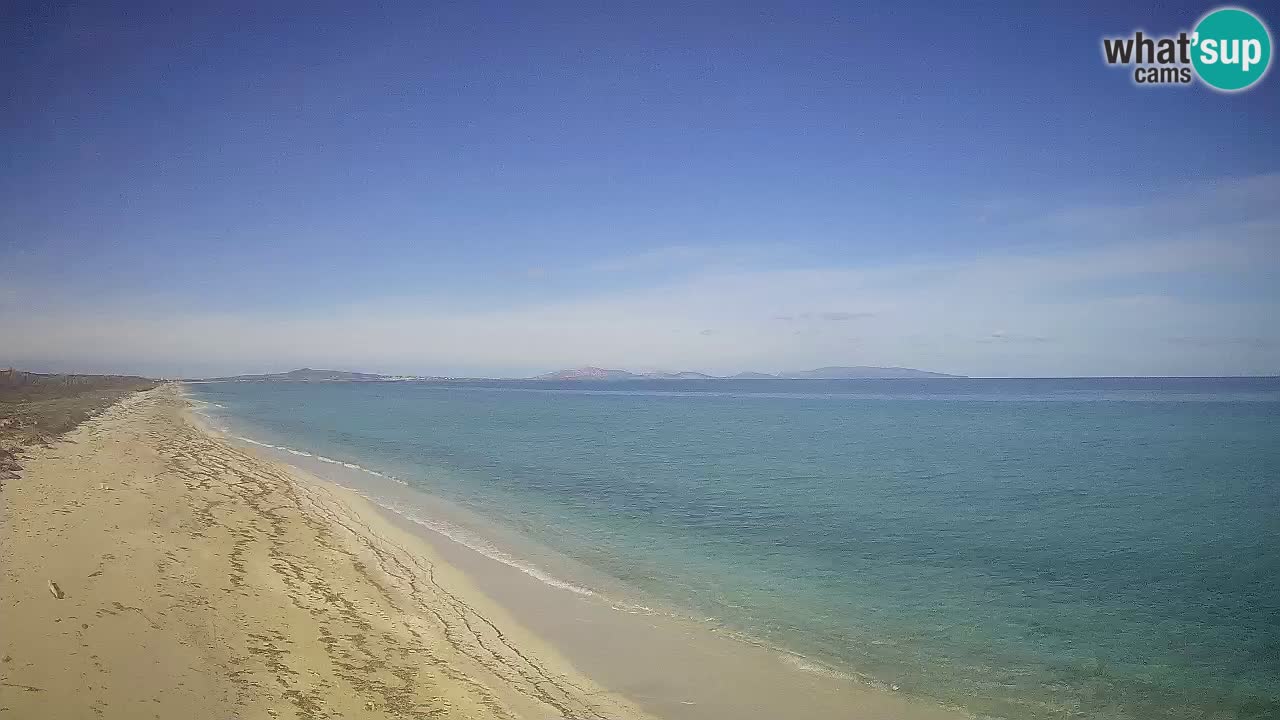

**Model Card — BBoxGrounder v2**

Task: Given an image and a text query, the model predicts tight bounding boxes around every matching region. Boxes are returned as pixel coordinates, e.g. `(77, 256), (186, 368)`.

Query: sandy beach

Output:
(2, 384), (975, 720)
(1, 385), (651, 719)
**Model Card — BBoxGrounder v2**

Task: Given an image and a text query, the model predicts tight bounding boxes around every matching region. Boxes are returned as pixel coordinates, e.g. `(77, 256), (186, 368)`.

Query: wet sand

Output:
(206, 400), (973, 720)
(1, 385), (649, 719)
(2, 383), (969, 720)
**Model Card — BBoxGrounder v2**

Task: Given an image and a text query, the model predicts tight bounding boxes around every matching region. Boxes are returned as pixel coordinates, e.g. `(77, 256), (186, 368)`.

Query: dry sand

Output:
(0, 385), (652, 720)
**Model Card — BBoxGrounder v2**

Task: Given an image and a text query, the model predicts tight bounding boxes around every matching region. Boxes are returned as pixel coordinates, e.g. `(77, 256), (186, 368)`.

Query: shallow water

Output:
(188, 378), (1280, 720)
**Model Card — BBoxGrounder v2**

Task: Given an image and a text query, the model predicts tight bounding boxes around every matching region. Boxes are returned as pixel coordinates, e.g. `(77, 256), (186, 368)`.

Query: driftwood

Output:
(47, 580), (64, 599)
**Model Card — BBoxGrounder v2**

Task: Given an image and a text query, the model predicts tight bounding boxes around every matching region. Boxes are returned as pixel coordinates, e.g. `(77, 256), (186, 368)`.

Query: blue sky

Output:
(3, 1), (1278, 377)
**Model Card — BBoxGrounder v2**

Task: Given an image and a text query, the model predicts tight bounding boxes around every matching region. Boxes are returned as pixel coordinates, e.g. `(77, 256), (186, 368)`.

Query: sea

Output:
(186, 377), (1280, 720)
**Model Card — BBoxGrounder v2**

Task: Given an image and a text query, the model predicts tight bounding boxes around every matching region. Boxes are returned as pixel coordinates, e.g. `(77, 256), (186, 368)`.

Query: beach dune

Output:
(0, 385), (650, 719)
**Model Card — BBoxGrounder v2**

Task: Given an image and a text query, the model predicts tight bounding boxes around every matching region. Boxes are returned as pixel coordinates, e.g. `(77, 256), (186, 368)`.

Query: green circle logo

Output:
(1192, 7), (1272, 91)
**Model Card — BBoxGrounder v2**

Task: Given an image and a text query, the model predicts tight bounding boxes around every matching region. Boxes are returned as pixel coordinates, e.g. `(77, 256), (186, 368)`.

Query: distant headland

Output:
(193, 365), (965, 382)
(533, 366), (964, 380)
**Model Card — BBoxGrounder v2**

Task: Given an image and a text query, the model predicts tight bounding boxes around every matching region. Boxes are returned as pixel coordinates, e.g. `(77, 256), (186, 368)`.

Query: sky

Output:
(3, 0), (1278, 378)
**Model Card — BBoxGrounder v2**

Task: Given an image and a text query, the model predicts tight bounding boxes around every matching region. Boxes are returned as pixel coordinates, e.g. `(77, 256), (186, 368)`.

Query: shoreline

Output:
(189, 389), (971, 720)
(1, 385), (650, 719)
(3, 384), (971, 719)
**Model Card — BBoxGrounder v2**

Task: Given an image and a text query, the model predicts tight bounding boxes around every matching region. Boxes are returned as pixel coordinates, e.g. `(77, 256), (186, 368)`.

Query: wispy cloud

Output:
(978, 331), (1052, 344)
(587, 245), (709, 273)
(1167, 336), (1277, 350)
(1039, 174), (1280, 239)
(584, 243), (791, 275)
(4, 175), (1278, 378)
(775, 311), (876, 322)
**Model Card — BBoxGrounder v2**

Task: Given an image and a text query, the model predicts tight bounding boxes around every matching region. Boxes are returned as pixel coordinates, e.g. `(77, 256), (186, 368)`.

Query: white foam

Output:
(370, 497), (597, 597)
(235, 435), (280, 450)
(203, 400), (890, 701)
(609, 601), (660, 615)
(224, 429), (598, 598)
(779, 653), (857, 681)
(233, 436), (402, 481)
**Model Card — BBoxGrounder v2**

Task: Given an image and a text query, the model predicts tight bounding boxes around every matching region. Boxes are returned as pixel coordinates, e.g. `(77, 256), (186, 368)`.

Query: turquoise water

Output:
(188, 378), (1280, 719)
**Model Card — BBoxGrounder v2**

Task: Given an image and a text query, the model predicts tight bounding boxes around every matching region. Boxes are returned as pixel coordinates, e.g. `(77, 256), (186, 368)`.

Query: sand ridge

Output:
(1, 385), (651, 720)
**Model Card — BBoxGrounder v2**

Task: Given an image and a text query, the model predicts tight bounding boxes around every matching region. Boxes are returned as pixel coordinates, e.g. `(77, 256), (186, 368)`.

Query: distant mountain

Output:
(200, 368), (426, 382)
(644, 371), (719, 380)
(779, 366), (962, 379)
(201, 365), (963, 383)
(532, 366), (962, 380)
(533, 367), (641, 381)
(536, 367), (725, 380)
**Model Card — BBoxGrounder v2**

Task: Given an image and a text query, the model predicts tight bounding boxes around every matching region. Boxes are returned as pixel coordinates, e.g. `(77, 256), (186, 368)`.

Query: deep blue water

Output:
(188, 378), (1280, 719)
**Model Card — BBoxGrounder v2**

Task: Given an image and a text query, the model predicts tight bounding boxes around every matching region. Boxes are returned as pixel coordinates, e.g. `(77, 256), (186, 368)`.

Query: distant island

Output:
(780, 366), (963, 379)
(194, 365), (964, 383)
(533, 366), (964, 380)
(194, 368), (436, 382)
